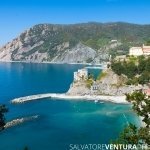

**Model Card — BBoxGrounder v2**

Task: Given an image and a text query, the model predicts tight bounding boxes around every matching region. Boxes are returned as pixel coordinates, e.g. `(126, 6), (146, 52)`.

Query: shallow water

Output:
(0, 62), (140, 150)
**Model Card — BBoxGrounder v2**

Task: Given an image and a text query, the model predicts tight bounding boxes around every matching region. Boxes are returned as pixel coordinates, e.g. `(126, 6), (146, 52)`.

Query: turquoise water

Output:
(87, 68), (101, 80)
(0, 63), (140, 150)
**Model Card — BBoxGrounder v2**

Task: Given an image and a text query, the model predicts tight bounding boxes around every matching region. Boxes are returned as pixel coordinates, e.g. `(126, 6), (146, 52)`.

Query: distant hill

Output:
(0, 22), (150, 63)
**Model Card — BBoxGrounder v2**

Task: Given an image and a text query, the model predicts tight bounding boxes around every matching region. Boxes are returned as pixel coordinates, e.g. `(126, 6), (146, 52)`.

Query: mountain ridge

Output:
(0, 22), (150, 63)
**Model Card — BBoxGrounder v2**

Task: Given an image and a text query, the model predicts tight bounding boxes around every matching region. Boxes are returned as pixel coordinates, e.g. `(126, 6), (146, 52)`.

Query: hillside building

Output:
(91, 82), (99, 91)
(143, 89), (150, 96)
(142, 45), (150, 55)
(115, 55), (126, 61)
(129, 44), (150, 56)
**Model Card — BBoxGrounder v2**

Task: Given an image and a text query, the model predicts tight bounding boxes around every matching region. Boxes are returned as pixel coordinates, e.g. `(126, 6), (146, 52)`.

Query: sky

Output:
(0, 0), (150, 46)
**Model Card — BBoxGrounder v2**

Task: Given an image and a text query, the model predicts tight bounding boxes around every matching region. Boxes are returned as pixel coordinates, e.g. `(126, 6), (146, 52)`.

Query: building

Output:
(74, 68), (88, 81)
(143, 89), (150, 96)
(129, 47), (143, 56)
(129, 44), (150, 56)
(115, 55), (126, 61)
(110, 40), (118, 43)
(91, 82), (99, 91)
(142, 45), (150, 55)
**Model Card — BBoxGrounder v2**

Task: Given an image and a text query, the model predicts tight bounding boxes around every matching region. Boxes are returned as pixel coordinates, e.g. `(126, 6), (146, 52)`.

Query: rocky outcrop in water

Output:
(4, 115), (39, 129)
(67, 69), (148, 96)
(67, 81), (91, 95)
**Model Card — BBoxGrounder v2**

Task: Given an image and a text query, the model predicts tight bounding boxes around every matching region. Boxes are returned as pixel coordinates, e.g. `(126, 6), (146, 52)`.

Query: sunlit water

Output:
(0, 62), (140, 150)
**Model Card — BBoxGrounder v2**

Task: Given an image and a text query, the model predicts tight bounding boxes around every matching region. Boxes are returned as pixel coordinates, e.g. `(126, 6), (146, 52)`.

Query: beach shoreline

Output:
(11, 93), (128, 104)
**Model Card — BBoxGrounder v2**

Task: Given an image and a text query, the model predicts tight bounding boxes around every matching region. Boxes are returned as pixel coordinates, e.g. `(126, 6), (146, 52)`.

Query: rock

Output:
(52, 43), (97, 63)
(0, 23), (111, 63)
(4, 115), (39, 129)
(67, 81), (91, 96)
(67, 68), (148, 96)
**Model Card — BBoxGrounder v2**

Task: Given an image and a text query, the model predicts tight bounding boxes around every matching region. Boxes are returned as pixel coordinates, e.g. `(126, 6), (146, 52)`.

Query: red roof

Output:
(143, 89), (150, 96)
(142, 45), (150, 52)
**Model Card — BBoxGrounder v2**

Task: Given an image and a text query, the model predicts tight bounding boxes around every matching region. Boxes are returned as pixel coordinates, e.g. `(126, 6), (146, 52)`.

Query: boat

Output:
(94, 100), (98, 103)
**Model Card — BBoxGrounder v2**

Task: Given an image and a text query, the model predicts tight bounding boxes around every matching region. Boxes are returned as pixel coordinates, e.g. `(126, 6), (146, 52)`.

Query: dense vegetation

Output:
(111, 55), (150, 146)
(0, 105), (8, 131)
(86, 73), (94, 88)
(16, 22), (150, 59)
(113, 91), (150, 147)
(97, 71), (107, 80)
(126, 91), (150, 128)
(111, 56), (150, 85)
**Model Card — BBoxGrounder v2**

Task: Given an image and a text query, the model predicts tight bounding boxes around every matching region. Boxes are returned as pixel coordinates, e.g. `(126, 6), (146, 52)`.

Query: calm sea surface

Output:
(0, 62), (140, 150)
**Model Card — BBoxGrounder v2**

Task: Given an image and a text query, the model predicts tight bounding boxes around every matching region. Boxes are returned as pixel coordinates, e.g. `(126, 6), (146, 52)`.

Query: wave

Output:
(123, 113), (130, 126)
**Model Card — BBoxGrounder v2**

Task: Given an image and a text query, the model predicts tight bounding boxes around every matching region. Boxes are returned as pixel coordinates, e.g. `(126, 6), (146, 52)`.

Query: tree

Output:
(111, 56), (150, 85)
(126, 91), (150, 128)
(112, 91), (150, 146)
(113, 123), (140, 145)
(125, 62), (137, 78)
(111, 61), (124, 76)
(0, 104), (8, 131)
(146, 40), (150, 46)
(145, 57), (150, 72)
(138, 71), (150, 85)
(112, 124), (150, 146)
(138, 56), (146, 74)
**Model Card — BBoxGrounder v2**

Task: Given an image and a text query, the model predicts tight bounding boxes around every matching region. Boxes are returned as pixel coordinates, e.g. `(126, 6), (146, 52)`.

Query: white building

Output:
(115, 55), (126, 61)
(110, 40), (118, 43)
(129, 44), (150, 56)
(74, 68), (88, 81)
(91, 82), (99, 91)
(129, 47), (143, 56)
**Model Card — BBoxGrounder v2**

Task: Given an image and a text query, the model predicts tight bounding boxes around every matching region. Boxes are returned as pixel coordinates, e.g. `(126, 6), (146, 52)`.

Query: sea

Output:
(0, 62), (141, 150)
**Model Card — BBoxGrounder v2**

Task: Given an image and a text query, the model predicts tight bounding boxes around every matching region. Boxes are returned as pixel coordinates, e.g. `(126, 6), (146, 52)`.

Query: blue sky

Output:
(0, 0), (150, 46)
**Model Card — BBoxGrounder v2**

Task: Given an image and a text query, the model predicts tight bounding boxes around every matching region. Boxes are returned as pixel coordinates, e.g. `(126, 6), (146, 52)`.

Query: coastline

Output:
(5, 61), (144, 131)
(0, 60), (103, 66)
(11, 93), (128, 104)
(5, 60), (145, 130)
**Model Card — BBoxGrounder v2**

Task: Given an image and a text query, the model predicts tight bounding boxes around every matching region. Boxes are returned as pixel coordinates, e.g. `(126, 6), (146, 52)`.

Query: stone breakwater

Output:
(11, 93), (128, 104)
(4, 115), (39, 129)
(11, 93), (58, 103)
(11, 93), (57, 103)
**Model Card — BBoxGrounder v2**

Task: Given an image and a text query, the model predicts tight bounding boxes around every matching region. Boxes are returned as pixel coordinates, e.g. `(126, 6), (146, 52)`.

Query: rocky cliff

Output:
(67, 69), (148, 96)
(0, 24), (106, 63)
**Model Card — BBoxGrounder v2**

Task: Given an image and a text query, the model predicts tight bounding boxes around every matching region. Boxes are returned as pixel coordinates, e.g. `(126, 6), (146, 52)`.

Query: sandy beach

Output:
(11, 93), (128, 104)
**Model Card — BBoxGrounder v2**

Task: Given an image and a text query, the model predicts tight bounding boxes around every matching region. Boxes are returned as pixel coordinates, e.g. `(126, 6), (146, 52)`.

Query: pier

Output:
(11, 93), (54, 103)
(11, 93), (127, 104)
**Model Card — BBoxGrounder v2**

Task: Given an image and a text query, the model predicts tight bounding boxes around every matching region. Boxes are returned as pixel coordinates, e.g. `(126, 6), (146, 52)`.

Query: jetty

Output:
(11, 93), (55, 103)
(11, 93), (128, 104)
(4, 115), (39, 129)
